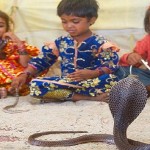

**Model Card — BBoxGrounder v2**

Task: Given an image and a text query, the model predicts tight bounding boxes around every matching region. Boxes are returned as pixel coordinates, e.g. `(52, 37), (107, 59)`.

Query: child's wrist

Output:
(96, 67), (105, 76)
(17, 42), (28, 55)
(17, 71), (34, 78)
(18, 50), (28, 55)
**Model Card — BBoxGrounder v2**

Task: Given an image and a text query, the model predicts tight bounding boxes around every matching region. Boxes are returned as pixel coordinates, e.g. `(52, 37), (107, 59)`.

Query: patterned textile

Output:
(29, 34), (119, 99)
(0, 40), (40, 95)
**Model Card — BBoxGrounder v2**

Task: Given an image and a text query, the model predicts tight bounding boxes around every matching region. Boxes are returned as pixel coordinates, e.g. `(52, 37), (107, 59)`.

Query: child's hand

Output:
(3, 32), (23, 47)
(67, 69), (99, 81)
(127, 52), (142, 66)
(9, 74), (27, 94)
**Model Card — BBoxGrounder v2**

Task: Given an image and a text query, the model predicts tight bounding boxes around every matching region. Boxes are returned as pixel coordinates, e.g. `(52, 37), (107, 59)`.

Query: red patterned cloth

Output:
(0, 40), (40, 95)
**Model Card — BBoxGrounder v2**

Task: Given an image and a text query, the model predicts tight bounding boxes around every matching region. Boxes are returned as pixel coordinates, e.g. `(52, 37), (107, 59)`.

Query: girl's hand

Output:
(127, 52), (142, 66)
(67, 69), (99, 81)
(2, 32), (23, 47)
(8, 74), (28, 94)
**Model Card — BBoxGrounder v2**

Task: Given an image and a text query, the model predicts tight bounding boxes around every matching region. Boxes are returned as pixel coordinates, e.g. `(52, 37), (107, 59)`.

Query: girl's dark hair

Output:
(144, 6), (150, 34)
(57, 0), (99, 19)
(0, 10), (13, 32)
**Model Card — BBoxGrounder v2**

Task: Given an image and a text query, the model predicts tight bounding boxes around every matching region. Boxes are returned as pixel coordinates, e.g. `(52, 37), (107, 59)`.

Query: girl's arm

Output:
(3, 32), (31, 67)
(9, 65), (38, 94)
(17, 42), (30, 67)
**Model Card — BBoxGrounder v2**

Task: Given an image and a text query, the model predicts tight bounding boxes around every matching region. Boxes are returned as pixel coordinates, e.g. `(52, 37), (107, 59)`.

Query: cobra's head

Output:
(109, 77), (148, 126)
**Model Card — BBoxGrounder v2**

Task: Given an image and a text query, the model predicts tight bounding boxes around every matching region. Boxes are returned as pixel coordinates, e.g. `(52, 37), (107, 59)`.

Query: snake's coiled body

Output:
(28, 77), (150, 149)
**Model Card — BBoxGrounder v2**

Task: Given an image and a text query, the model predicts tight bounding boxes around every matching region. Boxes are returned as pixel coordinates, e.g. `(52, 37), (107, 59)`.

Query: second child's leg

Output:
(31, 90), (109, 103)
(72, 93), (109, 103)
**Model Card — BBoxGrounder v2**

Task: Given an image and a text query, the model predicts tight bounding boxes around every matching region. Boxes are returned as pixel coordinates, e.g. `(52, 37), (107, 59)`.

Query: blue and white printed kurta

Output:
(29, 34), (119, 98)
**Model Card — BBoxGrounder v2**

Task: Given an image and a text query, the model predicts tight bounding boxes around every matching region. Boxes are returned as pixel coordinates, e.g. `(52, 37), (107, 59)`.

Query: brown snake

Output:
(3, 88), (29, 114)
(28, 77), (150, 149)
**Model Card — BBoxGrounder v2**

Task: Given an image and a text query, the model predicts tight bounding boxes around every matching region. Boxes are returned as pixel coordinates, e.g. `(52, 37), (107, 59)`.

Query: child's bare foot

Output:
(72, 92), (109, 103)
(0, 87), (7, 99)
(94, 93), (109, 103)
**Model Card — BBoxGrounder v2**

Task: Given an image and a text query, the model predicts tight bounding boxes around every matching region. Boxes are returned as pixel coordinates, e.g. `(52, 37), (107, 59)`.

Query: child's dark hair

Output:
(0, 10), (13, 32)
(144, 6), (150, 34)
(57, 0), (99, 19)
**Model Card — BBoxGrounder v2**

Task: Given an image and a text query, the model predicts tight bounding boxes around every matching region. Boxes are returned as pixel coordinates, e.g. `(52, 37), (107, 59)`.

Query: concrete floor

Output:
(0, 95), (149, 150)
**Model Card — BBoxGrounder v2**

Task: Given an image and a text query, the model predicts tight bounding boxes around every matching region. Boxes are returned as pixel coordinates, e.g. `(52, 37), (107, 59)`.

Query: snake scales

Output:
(28, 77), (150, 150)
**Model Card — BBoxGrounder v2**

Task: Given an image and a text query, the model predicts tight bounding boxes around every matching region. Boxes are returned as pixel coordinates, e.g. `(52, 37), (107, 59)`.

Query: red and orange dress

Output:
(0, 40), (39, 96)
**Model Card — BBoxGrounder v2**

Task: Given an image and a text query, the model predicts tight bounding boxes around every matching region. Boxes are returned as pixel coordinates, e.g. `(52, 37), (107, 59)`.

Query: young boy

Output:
(10, 0), (120, 102)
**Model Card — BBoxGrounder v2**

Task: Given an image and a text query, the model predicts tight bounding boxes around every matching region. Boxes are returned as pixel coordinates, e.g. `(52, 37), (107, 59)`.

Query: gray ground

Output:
(0, 95), (149, 150)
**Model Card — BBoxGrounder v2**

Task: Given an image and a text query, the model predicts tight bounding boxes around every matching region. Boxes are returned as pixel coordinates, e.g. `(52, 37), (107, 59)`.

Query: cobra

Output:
(28, 77), (150, 150)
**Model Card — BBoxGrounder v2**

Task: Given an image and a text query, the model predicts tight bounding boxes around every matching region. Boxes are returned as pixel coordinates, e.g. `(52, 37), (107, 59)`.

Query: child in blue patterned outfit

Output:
(10, 0), (120, 103)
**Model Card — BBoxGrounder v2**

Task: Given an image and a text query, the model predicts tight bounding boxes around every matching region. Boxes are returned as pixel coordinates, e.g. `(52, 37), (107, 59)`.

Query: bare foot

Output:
(94, 93), (109, 103)
(72, 93), (109, 103)
(0, 87), (7, 99)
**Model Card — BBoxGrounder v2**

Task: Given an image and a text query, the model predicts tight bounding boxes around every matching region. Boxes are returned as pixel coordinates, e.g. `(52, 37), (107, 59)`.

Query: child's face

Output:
(60, 14), (95, 38)
(0, 17), (7, 38)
